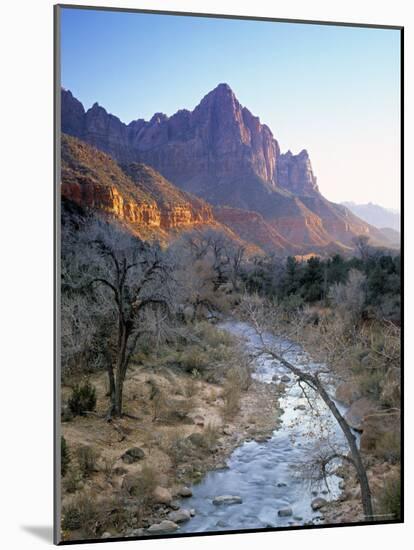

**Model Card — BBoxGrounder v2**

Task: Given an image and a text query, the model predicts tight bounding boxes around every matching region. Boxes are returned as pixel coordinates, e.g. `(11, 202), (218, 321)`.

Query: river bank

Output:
(62, 316), (390, 541)
(176, 320), (349, 534)
(60, 322), (282, 541)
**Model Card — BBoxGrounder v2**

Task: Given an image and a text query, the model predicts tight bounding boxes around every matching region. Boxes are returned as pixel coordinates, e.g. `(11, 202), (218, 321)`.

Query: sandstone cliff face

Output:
(61, 181), (161, 227)
(61, 86), (388, 251)
(60, 134), (214, 237)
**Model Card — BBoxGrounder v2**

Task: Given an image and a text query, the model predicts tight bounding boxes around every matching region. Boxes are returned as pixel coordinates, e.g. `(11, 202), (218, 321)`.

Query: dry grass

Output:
(203, 422), (220, 448)
(221, 364), (251, 418)
(76, 445), (100, 478)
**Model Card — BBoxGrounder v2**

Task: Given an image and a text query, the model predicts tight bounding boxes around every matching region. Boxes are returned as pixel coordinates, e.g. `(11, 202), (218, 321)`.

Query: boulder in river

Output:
(146, 520), (178, 534)
(311, 497), (328, 510)
(278, 507), (293, 517)
(281, 374), (291, 383)
(212, 495), (243, 505)
(178, 486), (192, 497)
(167, 509), (191, 523)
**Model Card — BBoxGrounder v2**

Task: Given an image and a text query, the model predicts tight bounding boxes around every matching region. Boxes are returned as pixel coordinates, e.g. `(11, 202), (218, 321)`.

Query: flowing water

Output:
(179, 320), (352, 533)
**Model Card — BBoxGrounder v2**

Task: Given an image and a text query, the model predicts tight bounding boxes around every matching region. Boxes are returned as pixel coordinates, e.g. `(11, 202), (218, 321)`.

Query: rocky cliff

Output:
(61, 134), (217, 241)
(61, 85), (388, 251)
(277, 149), (319, 195)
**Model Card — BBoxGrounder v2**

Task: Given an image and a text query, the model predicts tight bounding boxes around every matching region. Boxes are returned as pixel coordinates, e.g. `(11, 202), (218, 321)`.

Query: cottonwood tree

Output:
(240, 294), (374, 521)
(63, 220), (173, 417)
(172, 230), (245, 320)
(180, 230), (245, 291)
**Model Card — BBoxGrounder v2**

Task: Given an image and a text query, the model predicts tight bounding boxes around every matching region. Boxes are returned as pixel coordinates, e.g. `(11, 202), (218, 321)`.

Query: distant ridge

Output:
(342, 202), (400, 233)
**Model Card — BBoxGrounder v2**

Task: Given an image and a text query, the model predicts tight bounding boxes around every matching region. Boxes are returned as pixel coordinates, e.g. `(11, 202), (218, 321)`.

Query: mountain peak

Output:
(215, 82), (234, 92)
(200, 82), (237, 106)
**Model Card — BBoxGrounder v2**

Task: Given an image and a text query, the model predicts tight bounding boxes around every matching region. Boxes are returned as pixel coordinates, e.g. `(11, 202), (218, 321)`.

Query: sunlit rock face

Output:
(61, 86), (388, 251)
(60, 134), (215, 240)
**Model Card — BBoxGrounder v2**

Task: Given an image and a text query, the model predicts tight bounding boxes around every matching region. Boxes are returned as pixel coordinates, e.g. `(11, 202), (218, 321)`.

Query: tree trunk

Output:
(113, 373), (124, 417)
(269, 350), (374, 520)
(111, 321), (129, 417)
(313, 378), (373, 520)
(106, 364), (116, 418)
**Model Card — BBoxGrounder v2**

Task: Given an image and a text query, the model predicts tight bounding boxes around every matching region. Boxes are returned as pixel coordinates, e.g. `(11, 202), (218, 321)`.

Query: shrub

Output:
(377, 473), (401, 520)
(61, 492), (99, 535)
(222, 385), (241, 418)
(203, 422), (220, 449)
(101, 456), (116, 481)
(68, 380), (96, 416)
(356, 368), (384, 401)
(221, 365), (250, 418)
(166, 431), (192, 468)
(376, 431), (401, 464)
(151, 385), (194, 424)
(76, 445), (99, 478)
(123, 465), (157, 506)
(61, 436), (70, 477)
(185, 375), (199, 398)
(63, 466), (83, 494)
(137, 465), (158, 505)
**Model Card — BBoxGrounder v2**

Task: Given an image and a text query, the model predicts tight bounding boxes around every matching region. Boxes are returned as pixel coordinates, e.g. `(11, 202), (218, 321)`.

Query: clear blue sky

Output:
(60, 7), (401, 210)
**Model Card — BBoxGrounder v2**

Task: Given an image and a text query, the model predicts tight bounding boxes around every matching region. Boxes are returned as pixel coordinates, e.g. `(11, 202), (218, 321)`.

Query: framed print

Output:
(54, 4), (403, 544)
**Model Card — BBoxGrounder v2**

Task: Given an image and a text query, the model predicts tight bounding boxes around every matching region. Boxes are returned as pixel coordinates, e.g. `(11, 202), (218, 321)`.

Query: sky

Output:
(60, 7), (401, 210)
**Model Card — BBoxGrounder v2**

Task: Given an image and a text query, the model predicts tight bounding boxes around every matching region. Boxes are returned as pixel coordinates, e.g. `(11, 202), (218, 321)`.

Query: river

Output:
(178, 320), (352, 533)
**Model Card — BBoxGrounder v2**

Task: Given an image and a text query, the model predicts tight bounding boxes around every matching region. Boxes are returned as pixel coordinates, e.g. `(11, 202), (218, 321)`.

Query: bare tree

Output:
(329, 269), (367, 322)
(352, 235), (371, 261)
(63, 220), (173, 417)
(240, 294), (374, 521)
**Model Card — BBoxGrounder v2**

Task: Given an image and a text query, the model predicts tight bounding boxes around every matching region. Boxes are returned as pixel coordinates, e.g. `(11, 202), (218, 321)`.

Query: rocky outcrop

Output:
(277, 149), (319, 195)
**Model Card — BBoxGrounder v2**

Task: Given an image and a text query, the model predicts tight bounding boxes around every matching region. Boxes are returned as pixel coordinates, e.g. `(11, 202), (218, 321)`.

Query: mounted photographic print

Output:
(54, 4), (403, 544)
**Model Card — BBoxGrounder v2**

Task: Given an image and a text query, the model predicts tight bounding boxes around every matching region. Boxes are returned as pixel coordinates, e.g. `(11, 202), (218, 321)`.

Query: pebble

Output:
(278, 507), (293, 517)
(213, 495), (243, 505)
